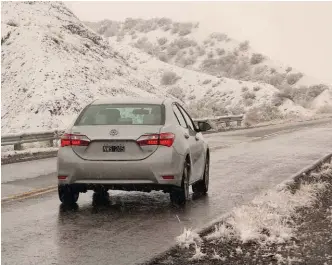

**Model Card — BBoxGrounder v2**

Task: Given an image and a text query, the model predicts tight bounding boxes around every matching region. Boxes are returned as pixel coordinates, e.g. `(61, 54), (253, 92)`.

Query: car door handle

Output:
(184, 133), (190, 139)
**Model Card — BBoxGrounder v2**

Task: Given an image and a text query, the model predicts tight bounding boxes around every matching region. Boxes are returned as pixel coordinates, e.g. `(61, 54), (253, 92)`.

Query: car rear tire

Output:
(192, 154), (209, 195)
(93, 187), (109, 205)
(170, 160), (190, 205)
(58, 185), (79, 205)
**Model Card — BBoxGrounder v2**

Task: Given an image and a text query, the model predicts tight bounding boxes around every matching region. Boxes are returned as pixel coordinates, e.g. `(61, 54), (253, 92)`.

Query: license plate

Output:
(102, 145), (125, 152)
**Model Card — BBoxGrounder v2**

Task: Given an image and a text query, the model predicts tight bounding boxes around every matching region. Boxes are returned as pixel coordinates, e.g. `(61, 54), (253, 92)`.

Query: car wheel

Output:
(192, 154), (209, 195)
(93, 187), (109, 205)
(170, 160), (190, 205)
(58, 185), (79, 205)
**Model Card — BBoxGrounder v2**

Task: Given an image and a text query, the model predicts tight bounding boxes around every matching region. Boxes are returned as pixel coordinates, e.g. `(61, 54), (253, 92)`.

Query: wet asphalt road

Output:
(2, 119), (332, 265)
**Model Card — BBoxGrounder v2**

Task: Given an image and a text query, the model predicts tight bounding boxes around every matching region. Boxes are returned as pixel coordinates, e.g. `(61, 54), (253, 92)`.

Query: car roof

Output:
(91, 97), (171, 105)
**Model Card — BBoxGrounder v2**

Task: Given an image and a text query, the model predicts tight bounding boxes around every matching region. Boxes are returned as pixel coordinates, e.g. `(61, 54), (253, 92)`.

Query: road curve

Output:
(1, 119), (332, 265)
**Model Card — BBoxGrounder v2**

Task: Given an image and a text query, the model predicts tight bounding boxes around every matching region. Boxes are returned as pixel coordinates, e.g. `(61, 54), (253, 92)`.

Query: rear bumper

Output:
(57, 146), (185, 188)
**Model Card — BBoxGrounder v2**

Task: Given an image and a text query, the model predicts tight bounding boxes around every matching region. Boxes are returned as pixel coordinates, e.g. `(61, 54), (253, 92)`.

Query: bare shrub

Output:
(286, 72), (303, 85)
(167, 86), (185, 101)
(172, 37), (197, 49)
(216, 48), (225, 56)
(244, 98), (254, 106)
(179, 28), (191, 36)
(158, 53), (168, 62)
(270, 68), (276, 74)
(232, 61), (250, 79)
(189, 49), (194, 55)
(203, 79), (212, 85)
(267, 73), (286, 87)
(163, 25), (171, 31)
(272, 93), (285, 107)
(157, 18), (172, 27)
(286, 67), (292, 73)
(254, 66), (267, 75)
(167, 45), (180, 57)
(134, 37), (159, 55)
(239, 40), (249, 51)
(242, 86), (249, 92)
(208, 51), (214, 58)
(161, 71), (181, 85)
(200, 53), (239, 77)
(210, 32), (228, 42)
(212, 82), (220, 88)
(197, 46), (206, 56)
(253, 86), (261, 91)
(250, 53), (264, 64)
(243, 91), (256, 100)
(157, 37), (168, 46)
(307, 84), (328, 98)
(116, 35), (124, 42)
(131, 34), (137, 40)
(7, 20), (19, 27)
(228, 105), (245, 115)
(178, 56), (197, 67)
(244, 104), (283, 126)
(188, 95), (196, 100)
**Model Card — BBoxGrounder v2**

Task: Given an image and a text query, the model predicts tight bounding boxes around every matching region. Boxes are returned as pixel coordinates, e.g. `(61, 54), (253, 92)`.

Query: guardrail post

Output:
(237, 120), (242, 127)
(49, 139), (54, 147)
(225, 121), (230, 127)
(14, 143), (23, 151)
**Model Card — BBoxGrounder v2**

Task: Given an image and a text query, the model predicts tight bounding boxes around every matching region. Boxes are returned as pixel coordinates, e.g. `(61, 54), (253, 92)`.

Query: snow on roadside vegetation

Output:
(176, 161), (332, 261)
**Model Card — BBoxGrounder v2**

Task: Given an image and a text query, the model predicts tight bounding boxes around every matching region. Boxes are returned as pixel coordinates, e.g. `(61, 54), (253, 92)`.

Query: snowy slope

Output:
(110, 41), (312, 119)
(85, 18), (327, 88)
(1, 2), (164, 134)
(1, 3), (331, 134)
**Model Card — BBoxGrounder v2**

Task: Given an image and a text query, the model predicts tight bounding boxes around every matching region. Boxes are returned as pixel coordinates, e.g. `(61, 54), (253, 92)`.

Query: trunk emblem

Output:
(109, 129), (118, 136)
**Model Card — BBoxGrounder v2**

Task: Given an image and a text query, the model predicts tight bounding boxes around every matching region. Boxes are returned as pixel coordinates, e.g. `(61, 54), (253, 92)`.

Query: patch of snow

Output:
(189, 244), (206, 261)
(202, 162), (331, 246)
(311, 88), (332, 111)
(176, 228), (202, 249)
(211, 249), (225, 261)
(1, 147), (58, 158)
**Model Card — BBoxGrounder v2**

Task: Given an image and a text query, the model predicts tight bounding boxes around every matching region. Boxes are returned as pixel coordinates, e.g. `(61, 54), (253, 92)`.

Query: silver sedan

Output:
(57, 97), (211, 205)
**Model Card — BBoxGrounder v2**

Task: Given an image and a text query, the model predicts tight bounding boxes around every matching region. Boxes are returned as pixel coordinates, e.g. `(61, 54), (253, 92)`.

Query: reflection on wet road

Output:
(2, 121), (332, 265)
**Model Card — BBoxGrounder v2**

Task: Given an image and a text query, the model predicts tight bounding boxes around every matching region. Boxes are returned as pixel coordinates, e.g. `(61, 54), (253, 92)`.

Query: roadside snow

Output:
(176, 161), (332, 260)
(176, 228), (202, 249)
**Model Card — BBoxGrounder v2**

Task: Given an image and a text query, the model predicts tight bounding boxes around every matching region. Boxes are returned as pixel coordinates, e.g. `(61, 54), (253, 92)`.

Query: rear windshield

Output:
(75, 104), (165, 126)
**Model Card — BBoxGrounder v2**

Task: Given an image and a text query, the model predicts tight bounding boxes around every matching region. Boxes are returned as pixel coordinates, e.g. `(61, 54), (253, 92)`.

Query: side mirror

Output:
(197, 121), (212, 132)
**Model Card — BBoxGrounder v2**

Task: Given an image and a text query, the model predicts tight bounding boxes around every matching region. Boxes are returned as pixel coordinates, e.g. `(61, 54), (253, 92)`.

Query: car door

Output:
(177, 103), (206, 182)
(171, 103), (199, 182)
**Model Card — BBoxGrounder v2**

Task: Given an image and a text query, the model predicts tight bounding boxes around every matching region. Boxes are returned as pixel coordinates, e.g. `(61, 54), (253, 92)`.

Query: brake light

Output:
(61, 134), (90, 147)
(137, 133), (175, 147)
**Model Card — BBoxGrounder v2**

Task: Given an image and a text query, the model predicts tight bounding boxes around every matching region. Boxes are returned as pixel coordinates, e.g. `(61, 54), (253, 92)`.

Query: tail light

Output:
(61, 134), (90, 147)
(137, 133), (175, 147)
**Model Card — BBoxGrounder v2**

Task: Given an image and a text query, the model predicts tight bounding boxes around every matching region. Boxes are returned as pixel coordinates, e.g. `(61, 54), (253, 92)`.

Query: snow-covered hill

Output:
(1, 2), (164, 134)
(85, 18), (326, 88)
(1, 3), (331, 134)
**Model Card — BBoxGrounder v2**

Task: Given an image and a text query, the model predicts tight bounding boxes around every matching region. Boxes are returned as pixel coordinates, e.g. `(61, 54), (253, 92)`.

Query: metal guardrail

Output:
(1, 130), (64, 150)
(194, 114), (244, 128)
(1, 115), (244, 151)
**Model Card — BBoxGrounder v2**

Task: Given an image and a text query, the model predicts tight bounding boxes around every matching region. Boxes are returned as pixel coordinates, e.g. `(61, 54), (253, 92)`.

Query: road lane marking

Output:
(1, 185), (57, 203)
